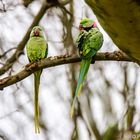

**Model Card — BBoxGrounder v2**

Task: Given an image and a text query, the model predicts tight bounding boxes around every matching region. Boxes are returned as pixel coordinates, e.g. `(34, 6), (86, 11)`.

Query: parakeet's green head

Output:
(30, 26), (44, 37)
(79, 18), (97, 30)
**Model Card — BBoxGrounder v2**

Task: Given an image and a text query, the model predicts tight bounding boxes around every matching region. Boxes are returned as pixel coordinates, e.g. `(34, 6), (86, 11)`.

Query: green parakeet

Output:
(70, 18), (103, 117)
(26, 26), (48, 133)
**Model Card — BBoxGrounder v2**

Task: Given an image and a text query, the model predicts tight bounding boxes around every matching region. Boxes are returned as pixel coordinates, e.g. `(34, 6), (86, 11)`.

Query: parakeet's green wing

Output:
(76, 30), (87, 48)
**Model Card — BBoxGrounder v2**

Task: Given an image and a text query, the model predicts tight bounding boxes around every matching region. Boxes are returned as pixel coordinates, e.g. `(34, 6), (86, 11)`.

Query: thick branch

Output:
(0, 52), (133, 90)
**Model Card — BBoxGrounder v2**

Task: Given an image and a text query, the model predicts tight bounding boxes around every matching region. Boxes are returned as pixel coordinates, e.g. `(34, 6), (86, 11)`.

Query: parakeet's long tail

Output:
(34, 70), (42, 134)
(70, 59), (91, 118)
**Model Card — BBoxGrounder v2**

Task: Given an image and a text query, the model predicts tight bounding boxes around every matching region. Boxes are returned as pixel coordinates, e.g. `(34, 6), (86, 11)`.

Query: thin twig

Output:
(0, 47), (17, 58)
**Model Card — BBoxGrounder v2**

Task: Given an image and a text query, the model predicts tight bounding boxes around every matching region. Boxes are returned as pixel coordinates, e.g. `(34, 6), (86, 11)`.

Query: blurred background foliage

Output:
(0, 0), (140, 140)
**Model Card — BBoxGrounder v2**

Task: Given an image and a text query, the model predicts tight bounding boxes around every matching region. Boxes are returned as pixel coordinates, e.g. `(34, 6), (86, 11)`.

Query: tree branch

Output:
(0, 51), (133, 90)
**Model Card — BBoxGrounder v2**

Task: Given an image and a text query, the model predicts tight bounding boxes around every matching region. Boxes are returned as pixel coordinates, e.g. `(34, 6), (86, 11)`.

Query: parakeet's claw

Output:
(91, 60), (95, 64)
(114, 50), (125, 61)
(91, 55), (96, 64)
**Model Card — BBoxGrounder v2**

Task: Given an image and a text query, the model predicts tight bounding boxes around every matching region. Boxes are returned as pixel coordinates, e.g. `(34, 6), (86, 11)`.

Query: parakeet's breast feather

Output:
(27, 37), (47, 62)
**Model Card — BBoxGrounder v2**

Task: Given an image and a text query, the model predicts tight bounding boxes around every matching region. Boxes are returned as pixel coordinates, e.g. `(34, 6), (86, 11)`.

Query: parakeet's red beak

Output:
(93, 22), (97, 28)
(79, 24), (84, 30)
(34, 29), (40, 36)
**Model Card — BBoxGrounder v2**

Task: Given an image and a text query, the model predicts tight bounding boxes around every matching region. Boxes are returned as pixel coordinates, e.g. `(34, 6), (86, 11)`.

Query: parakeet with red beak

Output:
(70, 18), (103, 117)
(26, 26), (48, 133)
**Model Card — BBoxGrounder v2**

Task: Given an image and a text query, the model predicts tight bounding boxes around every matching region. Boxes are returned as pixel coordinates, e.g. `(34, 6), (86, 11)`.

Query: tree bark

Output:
(0, 52), (133, 90)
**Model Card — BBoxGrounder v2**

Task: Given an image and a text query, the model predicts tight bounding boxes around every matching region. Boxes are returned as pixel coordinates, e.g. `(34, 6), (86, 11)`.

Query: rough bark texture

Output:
(85, 0), (140, 62)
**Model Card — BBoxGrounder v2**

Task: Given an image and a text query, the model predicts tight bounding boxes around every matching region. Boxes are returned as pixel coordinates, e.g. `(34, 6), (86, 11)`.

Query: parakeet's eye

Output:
(79, 24), (83, 30)
(93, 22), (97, 28)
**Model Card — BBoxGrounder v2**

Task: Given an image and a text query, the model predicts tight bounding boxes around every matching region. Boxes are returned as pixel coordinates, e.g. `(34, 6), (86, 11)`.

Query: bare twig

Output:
(60, 5), (73, 17)
(58, 0), (71, 5)
(0, 51), (133, 90)
(0, 47), (17, 58)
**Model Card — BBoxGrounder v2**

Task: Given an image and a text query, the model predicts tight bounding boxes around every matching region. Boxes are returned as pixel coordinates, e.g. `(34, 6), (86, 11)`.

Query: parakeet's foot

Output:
(91, 55), (96, 64)
(114, 50), (126, 61)
(26, 62), (33, 67)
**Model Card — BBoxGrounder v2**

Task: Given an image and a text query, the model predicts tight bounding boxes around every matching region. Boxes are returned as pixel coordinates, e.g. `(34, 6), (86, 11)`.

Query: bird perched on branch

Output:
(70, 18), (103, 117)
(26, 26), (48, 133)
